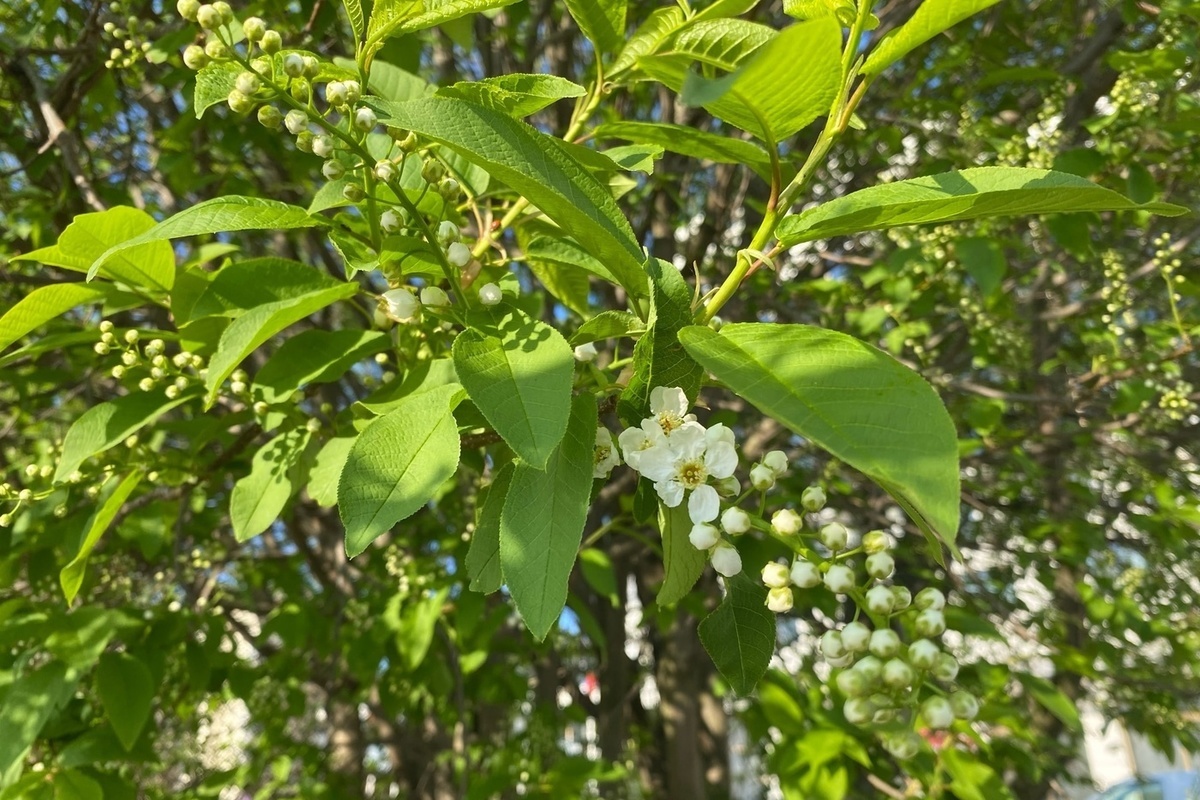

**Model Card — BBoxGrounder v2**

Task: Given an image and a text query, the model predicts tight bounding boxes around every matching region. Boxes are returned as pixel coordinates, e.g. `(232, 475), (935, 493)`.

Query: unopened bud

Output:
(242, 15), (265, 40)
(800, 485), (826, 511)
(260, 30), (282, 53)
(182, 44), (208, 69)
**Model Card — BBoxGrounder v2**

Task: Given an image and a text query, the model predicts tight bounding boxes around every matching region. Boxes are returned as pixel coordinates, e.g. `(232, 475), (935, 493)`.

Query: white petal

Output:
(704, 441), (738, 479)
(705, 423), (735, 448)
(688, 523), (720, 550)
(637, 446), (677, 483)
(656, 480), (684, 508)
(687, 485), (719, 524)
(670, 423), (707, 460)
(617, 427), (648, 458)
(651, 386), (688, 416)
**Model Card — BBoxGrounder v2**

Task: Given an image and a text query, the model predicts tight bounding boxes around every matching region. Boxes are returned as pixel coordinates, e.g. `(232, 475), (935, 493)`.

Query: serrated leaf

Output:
(667, 19), (775, 71)
(340, 384), (465, 557)
(699, 573), (775, 695)
(366, 0), (519, 59)
(343, 0), (364, 43)
(94, 652), (154, 751)
(657, 502), (706, 606)
(453, 310), (574, 469)
(0, 662), (79, 780)
(88, 197), (325, 281)
(526, 259), (591, 317)
(230, 427), (311, 542)
(569, 310), (643, 347)
(369, 96), (647, 296)
(254, 329), (389, 404)
(563, 0), (626, 54)
(645, 18), (842, 142)
(438, 74), (586, 117)
(0, 284), (113, 352)
(466, 462), (513, 594)
(13, 207), (175, 291)
(500, 393), (597, 640)
(60, 472), (142, 603)
(307, 435), (358, 508)
(192, 60), (241, 118)
(55, 392), (195, 482)
(189, 258), (343, 319)
(617, 259), (704, 426)
(594, 121), (773, 180)
(204, 283), (359, 407)
(863, 0), (1002, 76)
(776, 168), (1190, 246)
(522, 236), (624, 286)
(679, 323), (961, 560)
(610, 6), (684, 80)
(392, 587), (449, 671)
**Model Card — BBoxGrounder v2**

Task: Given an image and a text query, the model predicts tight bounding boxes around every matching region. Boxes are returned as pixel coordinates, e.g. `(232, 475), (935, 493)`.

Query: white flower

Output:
(710, 542), (742, 577)
(447, 242), (471, 268)
(478, 282), (502, 306)
(771, 508), (802, 536)
(381, 288), (419, 322)
(637, 423), (738, 508)
(761, 561), (790, 589)
(647, 386), (697, 438)
(617, 424), (665, 472)
(762, 450), (788, 476)
(574, 342), (597, 362)
(420, 286), (449, 307)
(688, 523), (720, 550)
(766, 587), (793, 613)
(593, 428), (620, 479)
(687, 484), (719, 525)
(749, 463), (775, 491)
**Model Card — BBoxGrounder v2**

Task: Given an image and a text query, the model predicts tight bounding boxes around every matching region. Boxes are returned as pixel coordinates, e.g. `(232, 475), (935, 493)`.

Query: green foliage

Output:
(862, 0), (1002, 76)
(698, 573), (775, 696)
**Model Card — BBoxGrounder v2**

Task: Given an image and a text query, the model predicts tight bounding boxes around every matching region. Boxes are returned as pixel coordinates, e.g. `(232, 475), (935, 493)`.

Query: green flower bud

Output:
(177, 0), (200, 20)
(865, 552), (895, 580)
(235, 71), (260, 95)
(862, 530), (890, 554)
(932, 652), (959, 682)
(436, 220), (459, 244)
(325, 80), (347, 106)
(257, 105), (282, 129)
(301, 55), (319, 79)
(353, 106), (377, 131)
(882, 658), (914, 689)
(195, 3), (220, 29)
(342, 183), (365, 202)
(914, 608), (946, 638)
(820, 522), (848, 551)
(800, 485), (826, 511)
(260, 29), (282, 53)
(841, 621), (871, 653)
(322, 160), (345, 180)
(343, 79), (361, 103)
(212, 1), (232, 24)
(289, 79), (310, 103)
(204, 39), (228, 59)
(226, 89), (253, 114)
(283, 53), (304, 78)
(420, 159), (444, 183)
(949, 690), (979, 720)
(868, 629), (902, 659)
(398, 131), (419, 152)
(182, 44), (208, 69)
(284, 109), (308, 135)
(836, 669), (869, 698)
(914, 587), (946, 612)
(843, 697), (872, 724)
(242, 15), (266, 41)
(907, 639), (940, 670)
(295, 130), (314, 152)
(374, 160), (396, 182)
(439, 177), (460, 199)
(820, 630), (846, 660)
(891, 586), (912, 611)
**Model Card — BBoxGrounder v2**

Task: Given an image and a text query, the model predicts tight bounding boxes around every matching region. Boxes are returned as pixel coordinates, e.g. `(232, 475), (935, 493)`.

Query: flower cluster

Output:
(94, 321), (206, 399)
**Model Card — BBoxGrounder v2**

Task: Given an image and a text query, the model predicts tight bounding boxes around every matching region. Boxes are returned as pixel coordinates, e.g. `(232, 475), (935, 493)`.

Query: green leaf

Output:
(188, 258), (343, 319)
(526, 258), (591, 317)
(609, 6), (684, 80)
(254, 329), (389, 404)
(863, 0), (1002, 76)
(55, 392), (194, 482)
(569, 310), (643, 347)
(956, 237), (1006, 297)
(618, 259), (705, 426)
(667, 19), (775, 71)
(53, 769), (103, 800)
(783, 0), (846, 18)
(466, 462), (514, 594)
(452, 310), (574, 469)
(698, 573), (775, 695)
(522, 236), (625, 287)
(593, 121), (773, 179)
(88, 197), (325, 281)
(777, 168), (1190, 247)
(371, 96), (647, 296)
(13, 207), (175, 291)
(499, 393), (597, 640)
(941, 748), (1015, 800)
(1021, 675), (1082, 732)
(60, 472), (142, 603)
(343, 0), (364, 43)
(0, 662), (79, 780)
(366, 0), (519, 58)
(563, 0), (626, 54)
(94, 652), (154, 751)
(657, 502), (706, 606)
(645, 18), (842, 142)
(679, 323), (961, 559)
(438, 74), (586, 117)
(340, 384), (465, 557)
(307, 435), (358, 508)
(0, 284), (113, 352)
(203, 283), (359, 408)
(392, 587), (449, 671)
(579, 548), (619, 606)
(230, 427), (312, 542)
(192, 60), (240, 118)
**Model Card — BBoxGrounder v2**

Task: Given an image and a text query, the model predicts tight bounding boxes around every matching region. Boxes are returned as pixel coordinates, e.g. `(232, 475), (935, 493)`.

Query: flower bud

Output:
(836, 669), (868, 698)
(713, 475), (740, 498)
(325, 80), (348, 106)
(177, 0), (200, 20)
(882, 732), (921, 760)
(139, 377), (155, 391)
(398, 131), (420, 152)
(342, 183), (364, 202)
(433, 220), (459, 245)
(439, 178), (460, 199)
(907, 639), (940, 670)
(302, 56), (319, 78)
(710, 542), (742, 577)
(720, 507), (751, 535)
(380, 209), (404, 233)
(843, 697), (872, 724)
(420, 286), (449, 307)
(573, 342), (597, 362)
(841, 621), (871, 652)
(292, 80), (312, 101)
(749, 463), (775, 491)
(891, 586), (912, 611)
(242, 15), (265, 40)
(374, 160), (396, 182)
(824, 564), (854, 594)
(819, 522), (848, 551)
(111, 365), (126, 379)
(421, 159), (444, 183)
(212, 1), (232, 23)
(204, 39), (228, 59)
(0, 514), (11, 527)
(920, 696), (953, 729)
(868, 585), (897, 618)
(771, 508), (802, 535)
(165, 385), (180, 399)
(932, 653), (959, 682)
(688, 523), (719, 551)
(283, 53), (304, 78)
(766, 587), (793, 613)
(761, 561), (790, 589)
(296, 130), (314, 153)
(353, 106), (377, 131)
(260, 30), (282, 53)
(257, 105), (282, 129)
(235, 71), (260, 95)
(820, 630), (846, 660)
(227, 89), (253, 114)
(275, 111), (304, 137)
(196, 3), (220, 29)
(322, 160), (345, 180)
(182, 44), (208, 69)
(853, 655), (883, 685)
(950, 691), (979, 720)
(882, 658), (914, 689)
(915, 608), (946, 638)
(342, 80), (361, 103)
(865, 552), (895, 580)
(800, 485), (826, 511)
(762, 450), (788, 476)
(869, 629), (902, 659)
(446, 242), (471, 268)
(94, 342), (110, 355)
(914, 587), (945, 611)
(381, 288), (419, 322)
(862, 530), (890, 554)
(773, 560), (813, 595)
(477, 282), (502, 306)
(311, 135), (333, 158)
